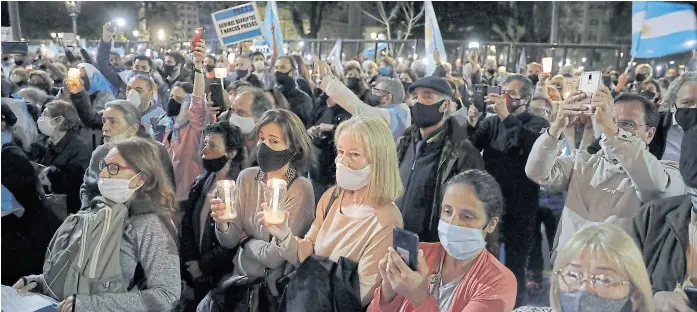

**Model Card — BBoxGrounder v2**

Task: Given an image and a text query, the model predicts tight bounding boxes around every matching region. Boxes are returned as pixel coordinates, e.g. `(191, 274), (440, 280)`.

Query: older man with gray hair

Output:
(467, 73), (550, 307)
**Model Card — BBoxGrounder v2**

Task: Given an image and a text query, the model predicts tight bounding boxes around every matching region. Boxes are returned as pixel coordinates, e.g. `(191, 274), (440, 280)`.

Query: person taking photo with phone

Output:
(525, 89), (686, 266)
(368, 170), (516, 312)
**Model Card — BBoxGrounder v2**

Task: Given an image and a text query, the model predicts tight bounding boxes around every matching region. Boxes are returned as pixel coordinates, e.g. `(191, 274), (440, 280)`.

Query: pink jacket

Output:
(163, 94), (207, 202)
(368, 243), (517, 312)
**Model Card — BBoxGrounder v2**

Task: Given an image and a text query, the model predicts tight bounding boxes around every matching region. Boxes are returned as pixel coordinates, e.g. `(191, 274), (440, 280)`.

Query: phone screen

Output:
(210, 83), (225, 108)
(393, 227), (419, 271)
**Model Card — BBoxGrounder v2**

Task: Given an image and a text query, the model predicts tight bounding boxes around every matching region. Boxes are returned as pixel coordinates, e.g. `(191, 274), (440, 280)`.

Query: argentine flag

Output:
(327, 40), (344, 74)
(424, 0), (446, 75)
(631, 1), (697, 58)
(261, 0), (284, 57)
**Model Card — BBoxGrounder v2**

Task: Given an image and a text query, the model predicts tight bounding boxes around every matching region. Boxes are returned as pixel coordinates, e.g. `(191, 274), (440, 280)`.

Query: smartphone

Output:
(393, 227), (419, 271)
(191, 28), (204, 51)
(473, 85), (501, 113)
(684, 286), (697, 308)
(210, 83), (225, 108)
(579, 71), (602, 113)
(1, 42), (29, 55)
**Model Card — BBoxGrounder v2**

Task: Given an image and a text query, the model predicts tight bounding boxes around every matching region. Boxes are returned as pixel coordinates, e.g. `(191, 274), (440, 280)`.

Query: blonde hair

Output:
(334, 116), (403, 206)
(550, 224), (653, 312)
(546, 85), (563, 102)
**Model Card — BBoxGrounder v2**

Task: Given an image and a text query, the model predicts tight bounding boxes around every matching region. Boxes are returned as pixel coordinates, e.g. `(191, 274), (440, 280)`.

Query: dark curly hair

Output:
(203, 121), (247, 179)
(442, 169), (505, 220)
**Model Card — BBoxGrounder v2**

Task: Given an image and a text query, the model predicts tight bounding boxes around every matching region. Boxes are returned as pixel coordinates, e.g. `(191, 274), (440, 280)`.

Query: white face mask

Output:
(335, 161), (371, 191)
(228, 113), (256, 134)
(254, 61), (265, 72)
(437, 220), (487, 260)
(37, 116), (58, 136)
(126, 90), (142, 109)
(97, 174), (141, 204)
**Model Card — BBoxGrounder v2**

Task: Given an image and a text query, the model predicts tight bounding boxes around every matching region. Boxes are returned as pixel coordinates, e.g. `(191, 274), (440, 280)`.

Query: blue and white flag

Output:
(631, 1), (697, 58)
(327, 40), (343, 74)
(424, 0), (446, 76)
(516, 48), (526, 74)
(261, 0), (284, 57)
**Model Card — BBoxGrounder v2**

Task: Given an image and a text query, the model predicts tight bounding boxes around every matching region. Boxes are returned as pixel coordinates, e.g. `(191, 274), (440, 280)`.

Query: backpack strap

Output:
(323, 188), (339, 220)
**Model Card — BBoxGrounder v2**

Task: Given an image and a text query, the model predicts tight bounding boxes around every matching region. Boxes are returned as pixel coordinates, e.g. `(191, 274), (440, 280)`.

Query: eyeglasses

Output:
(372, 87), (390, 96)
(614, 120), (647, 132)
(98, 160), (132, 176)
(555, 269), (630, 291)
(530, 107), (551, 117)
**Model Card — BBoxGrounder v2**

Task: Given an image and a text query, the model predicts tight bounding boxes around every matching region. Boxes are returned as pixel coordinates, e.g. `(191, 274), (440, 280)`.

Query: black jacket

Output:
(39, 131), (91, 214)
(280, 86), (313, 128)
(1, 143), (59, 286)
(309, 97), (352, 187)
(588, 110), (673, 160)
(180, 172), (237, 287)
(628, 195), (691, 294)
(396, 113), (485, 242)
(468, 112), (549, 215)
(296, 76), (315, 103)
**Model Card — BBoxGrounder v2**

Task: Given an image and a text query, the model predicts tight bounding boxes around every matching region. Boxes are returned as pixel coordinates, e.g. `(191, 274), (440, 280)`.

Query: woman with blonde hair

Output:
(546, 223), (653, 312)
(259, 116), (404, 306)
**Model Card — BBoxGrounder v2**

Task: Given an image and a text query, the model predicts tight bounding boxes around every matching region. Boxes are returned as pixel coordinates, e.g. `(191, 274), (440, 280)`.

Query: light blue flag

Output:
(328, 40), (344, 74)
(424, 0), (446, 76)
(631, 1), (697, 58)
(261, 0), (284, 57)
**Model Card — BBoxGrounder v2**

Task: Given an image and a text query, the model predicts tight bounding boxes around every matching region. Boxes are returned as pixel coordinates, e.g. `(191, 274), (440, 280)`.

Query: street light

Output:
(115, 18), (126, 28)
(65, 1), (81, 36)
(50, 33), (57, 39)
(132, 30), (139, 38)
(581, 57), (587, 63)
(299, 41), (304, 47)
(158, 29), (165, 41)
(370, 32), (377, 40)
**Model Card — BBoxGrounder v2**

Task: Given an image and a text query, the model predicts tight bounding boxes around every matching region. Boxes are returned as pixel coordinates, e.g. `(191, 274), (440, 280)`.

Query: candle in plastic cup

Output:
(216, 180), (236, 219)
(542, 57), (553, 73)
(214, 67), (228, 79)
(265, 178), (287, 225)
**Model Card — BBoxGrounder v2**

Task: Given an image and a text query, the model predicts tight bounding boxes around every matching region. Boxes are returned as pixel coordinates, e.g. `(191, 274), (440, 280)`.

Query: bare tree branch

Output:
(355, 3), (388, 26)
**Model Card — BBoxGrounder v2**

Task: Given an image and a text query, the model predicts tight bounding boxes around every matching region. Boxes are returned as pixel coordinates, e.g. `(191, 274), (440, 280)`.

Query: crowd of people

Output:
(1, 20), (697, 312)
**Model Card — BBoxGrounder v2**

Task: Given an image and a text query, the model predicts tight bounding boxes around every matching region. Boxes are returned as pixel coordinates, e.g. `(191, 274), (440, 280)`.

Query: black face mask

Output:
(257, 142), (295, 173)
(487, 69), (496, 75)
(236, 69), (249, 79)
(346, 77), (360, 90)
(206, 64), (215, 73)
(635, 73), (647, 82)
(680, 126), (697, 188)
(639, 90), (656, 102)
(366, 94), (383, 107)
(528, 74), (540, 86)
(202, 155), (228, 173)
(612, 79), (619, 86)
(676, 108), (697, 131)
(412, 100), (445, 128)
(29, 83), (48, 93)
(14, 59), (24, 66)
(164, 64), (177, 76)
(81, 76), (91, 91)
(559, 291), (632, 312)
(166, 98), (182, 117)
(275, 71), (295, 92)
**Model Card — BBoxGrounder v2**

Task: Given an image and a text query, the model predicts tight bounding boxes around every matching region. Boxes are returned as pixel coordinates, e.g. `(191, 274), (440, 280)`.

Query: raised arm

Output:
(315, 61), (391, 123)
(95, 24), (124, 91)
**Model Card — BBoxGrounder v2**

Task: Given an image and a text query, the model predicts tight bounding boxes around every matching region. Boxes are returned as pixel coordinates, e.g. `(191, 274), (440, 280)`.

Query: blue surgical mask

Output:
(1, 131), (12, 145)
(437, 220), (487, 260)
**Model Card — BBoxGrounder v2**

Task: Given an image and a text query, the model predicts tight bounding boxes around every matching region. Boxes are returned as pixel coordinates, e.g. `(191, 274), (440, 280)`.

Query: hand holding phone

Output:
(191, 28), (204, 52)
(393, 227), (419, 271)
(579, 71), (602, 115)
(209, 83), (225, 108)
(684, 286), (697, 308)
